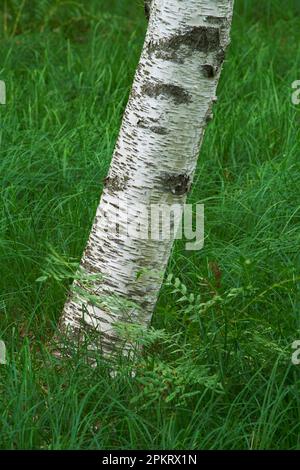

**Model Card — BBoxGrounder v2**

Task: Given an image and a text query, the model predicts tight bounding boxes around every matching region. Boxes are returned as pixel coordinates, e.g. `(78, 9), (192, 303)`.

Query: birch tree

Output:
(58, 0), (234, 356)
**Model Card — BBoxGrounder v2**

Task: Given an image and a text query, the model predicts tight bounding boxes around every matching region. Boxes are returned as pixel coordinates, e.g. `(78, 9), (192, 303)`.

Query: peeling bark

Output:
(58, 0), (234, 357)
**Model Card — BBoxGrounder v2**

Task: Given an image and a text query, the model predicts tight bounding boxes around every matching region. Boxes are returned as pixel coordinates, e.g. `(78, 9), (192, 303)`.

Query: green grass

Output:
(0, 0), (300, 450)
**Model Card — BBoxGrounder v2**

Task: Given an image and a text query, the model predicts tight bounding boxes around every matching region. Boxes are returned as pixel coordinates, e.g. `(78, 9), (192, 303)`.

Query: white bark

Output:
(58, 0), (234, 356)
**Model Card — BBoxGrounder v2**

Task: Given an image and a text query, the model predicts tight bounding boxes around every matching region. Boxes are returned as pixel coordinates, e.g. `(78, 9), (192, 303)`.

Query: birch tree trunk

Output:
(58, 0), (234, 356)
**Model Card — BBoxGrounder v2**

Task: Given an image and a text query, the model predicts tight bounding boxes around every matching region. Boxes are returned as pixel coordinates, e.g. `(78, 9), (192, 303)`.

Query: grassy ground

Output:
(0, 0), (300, 450)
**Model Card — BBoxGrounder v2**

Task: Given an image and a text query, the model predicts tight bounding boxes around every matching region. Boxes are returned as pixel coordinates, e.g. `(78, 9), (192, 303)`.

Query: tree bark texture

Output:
(59, 0), (234, 356)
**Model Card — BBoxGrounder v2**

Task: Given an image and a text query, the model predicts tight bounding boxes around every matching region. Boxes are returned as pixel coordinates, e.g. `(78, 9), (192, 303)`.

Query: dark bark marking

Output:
(150, 126), (169, 135)
(152, 48), (185, 64)
(141, 81), (192, 105)
(202, 64), (217, 78)
(137, 118), (148, 129)
(148, 26), (221, 59)
(81, 259), (101, 275)
(205, 16), (225, 25)
(104, 175), (129, 191)
(137, 119), (169, 135)
(163, 174), (191, 196)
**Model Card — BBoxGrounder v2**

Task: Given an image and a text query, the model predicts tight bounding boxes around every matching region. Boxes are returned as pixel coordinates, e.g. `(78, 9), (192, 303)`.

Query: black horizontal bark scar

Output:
(150, 126), (169, 135)
(141, 82), (192, 105)
(137, 118), (169, 135)
(148, 26), (220, 56)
